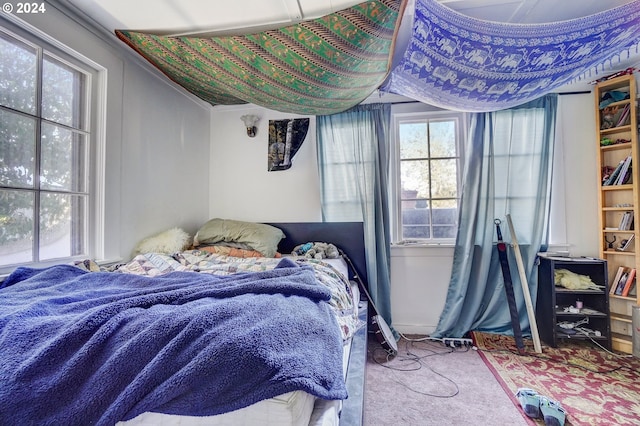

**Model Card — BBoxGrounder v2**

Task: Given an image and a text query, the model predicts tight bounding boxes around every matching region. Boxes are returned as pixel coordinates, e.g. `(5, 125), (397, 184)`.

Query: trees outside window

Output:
(392, 112), (465, 243)
(0, 27), (90, 269)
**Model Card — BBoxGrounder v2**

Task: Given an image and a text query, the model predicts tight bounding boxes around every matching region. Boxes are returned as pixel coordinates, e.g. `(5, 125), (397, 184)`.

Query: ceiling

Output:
(59, 0), (640, 96)
(437, 0), (634, 23)
(63, 0), (637, 34)
(63, 0), (365, 36)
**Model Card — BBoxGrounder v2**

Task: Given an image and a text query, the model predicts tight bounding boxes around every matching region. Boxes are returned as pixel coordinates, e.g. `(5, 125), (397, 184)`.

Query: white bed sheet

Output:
(317, 258), (350, 283)
(119, 390), (317, 426)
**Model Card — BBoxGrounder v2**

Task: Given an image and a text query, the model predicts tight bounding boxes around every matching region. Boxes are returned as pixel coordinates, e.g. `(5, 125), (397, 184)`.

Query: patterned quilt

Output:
(116, 250), (361, 340)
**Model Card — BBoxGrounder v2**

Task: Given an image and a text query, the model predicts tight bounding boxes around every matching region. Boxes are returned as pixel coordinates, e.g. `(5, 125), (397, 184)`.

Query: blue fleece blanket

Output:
(0, 258), (347, 425)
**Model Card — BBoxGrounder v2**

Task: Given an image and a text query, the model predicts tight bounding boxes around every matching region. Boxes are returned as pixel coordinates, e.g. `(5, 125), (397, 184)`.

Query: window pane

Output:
(39, 192), (86, 260)
(0, 32), (37, 114)
(429, 120), (457, 158)
(0, 23), (93, 270)
(402, 196), (430, 240)
(432, 225), (457, 239)
(0, 189), (34, 266)
(396, 113), (462, 242)
(43, 55), (86, 129)
(430, 159), (458, 199)
(401, 159), (430, 198)
(403, 224), (430, 239)
(41, 123), (87, 192)
(432, 199), (458, 239)
(399, 122), (428, 159)
(0, 109), (36, 188)
(432, 199), (457, 223)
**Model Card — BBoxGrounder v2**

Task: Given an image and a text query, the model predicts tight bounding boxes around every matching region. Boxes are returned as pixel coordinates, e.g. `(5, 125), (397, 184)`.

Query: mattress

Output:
(119, 390), (317, 426)
(117, 260), (360, 426)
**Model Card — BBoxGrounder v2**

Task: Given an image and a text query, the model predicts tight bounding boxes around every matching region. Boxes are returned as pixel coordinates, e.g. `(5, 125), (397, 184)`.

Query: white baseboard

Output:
(393, 323), (436, 336)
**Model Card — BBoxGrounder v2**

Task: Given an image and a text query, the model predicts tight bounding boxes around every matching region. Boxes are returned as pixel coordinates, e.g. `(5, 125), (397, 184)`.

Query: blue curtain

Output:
(316, 103), (394, 332)
(432, 94), (558, 338)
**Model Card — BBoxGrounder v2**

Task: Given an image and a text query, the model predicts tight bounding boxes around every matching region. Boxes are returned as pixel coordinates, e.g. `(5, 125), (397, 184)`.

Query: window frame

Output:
(390, 109), (467, 245)
(0, 17), (105, 274)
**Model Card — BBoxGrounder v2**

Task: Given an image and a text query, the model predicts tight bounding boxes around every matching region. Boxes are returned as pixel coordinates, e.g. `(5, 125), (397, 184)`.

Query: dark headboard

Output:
(265, 222), (368, 287)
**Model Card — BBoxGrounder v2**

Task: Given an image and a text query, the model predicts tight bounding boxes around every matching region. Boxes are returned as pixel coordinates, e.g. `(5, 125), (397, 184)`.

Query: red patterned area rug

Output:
(471, 332), (640, 426)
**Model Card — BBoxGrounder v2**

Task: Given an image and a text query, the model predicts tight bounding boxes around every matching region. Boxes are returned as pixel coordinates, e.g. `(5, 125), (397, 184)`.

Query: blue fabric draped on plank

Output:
(382, 0), (640, 111)
(0, 258), (346, 425)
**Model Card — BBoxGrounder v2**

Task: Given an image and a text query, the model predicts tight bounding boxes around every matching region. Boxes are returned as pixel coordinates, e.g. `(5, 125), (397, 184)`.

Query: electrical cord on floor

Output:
(556, 318), (634, 360)
(572, 328), (634, 359)
(369, 335), (472, 398)
(399, 332), (477, 351)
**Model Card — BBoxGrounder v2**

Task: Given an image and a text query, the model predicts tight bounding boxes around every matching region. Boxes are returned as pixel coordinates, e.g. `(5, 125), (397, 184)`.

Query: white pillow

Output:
(134, 227), (191, 255)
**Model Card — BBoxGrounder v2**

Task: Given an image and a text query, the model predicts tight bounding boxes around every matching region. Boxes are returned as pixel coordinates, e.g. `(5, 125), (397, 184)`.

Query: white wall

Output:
(117, 66), (211, 256)
(209, 105), (322, 222)
(390, 245), (454, 334)
(549, 93), (600, 256)
(18, 4), (212, 261)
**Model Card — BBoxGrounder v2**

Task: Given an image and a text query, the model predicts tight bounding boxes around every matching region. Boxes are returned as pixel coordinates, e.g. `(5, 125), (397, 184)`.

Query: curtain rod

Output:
(558, 91), (591, 95)
(380, 91), (591, 106)
(388, 92), (590, 103)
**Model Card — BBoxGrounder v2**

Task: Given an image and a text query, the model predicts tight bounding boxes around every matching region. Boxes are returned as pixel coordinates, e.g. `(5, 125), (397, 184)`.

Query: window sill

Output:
(391, 243), (455, 257)
(0, 258), (123, 284)
(392, 241), (455, 247)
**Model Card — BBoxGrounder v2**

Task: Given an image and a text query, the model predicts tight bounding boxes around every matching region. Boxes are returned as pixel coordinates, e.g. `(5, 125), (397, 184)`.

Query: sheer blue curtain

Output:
(432, 94), (558, 338)
(316, 103), (394, 331)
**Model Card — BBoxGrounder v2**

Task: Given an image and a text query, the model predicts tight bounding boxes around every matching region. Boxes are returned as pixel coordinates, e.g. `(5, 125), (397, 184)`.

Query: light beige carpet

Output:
(363, 335), (530, 425)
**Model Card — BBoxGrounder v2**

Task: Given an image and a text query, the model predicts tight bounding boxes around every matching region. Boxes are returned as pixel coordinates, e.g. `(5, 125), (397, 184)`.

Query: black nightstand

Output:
(536, 256), (611, 350)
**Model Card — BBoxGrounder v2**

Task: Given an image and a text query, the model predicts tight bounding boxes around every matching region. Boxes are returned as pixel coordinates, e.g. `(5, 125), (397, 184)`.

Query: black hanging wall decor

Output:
(267, 118), (309, 171)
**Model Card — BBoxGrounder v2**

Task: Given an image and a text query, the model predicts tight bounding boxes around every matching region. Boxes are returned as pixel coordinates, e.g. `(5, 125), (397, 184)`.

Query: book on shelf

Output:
(604, 154), (632, 186)
(604, 158), (625, 185)
(616, 233), (635, 252)
(601, 165), (615, 184)
(611, 266), (629, 294)
(614, 155), (632, 185)
(616, 103), (631, 127)
(600, 103), (631, 129)
(614, 267), (632, 295)
(629, 279), (637, 297)
(618, 211), (634, 230)
(621, 269), (636, 297)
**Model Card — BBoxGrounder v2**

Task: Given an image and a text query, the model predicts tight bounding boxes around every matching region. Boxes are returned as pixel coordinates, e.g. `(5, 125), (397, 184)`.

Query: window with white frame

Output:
(392, 111), (465, 243)
(0, 23), (95, 271)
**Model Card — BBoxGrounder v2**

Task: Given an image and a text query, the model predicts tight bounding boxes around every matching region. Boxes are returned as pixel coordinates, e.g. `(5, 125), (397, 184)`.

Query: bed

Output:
(0, 221), (368, 426)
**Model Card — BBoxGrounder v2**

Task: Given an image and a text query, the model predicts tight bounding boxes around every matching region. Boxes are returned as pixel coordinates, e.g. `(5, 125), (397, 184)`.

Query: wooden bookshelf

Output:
(594, 73), (640, 354)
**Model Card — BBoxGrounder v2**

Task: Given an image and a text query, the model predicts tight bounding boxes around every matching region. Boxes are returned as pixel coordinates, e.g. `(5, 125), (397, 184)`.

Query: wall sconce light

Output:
(240, 114), (260, 137)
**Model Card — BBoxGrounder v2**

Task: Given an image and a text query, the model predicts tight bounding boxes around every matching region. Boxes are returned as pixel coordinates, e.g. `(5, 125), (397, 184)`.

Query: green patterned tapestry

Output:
(116, 0), (405, 115)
